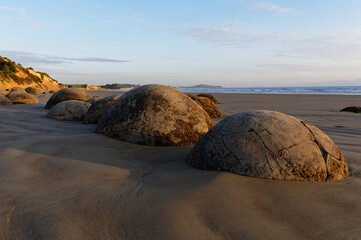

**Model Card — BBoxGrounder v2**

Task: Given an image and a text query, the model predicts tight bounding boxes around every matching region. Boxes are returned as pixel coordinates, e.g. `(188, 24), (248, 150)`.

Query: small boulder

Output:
(5, 91), (39, 104)
(0, 95), (12, 106)
(46, 100), (91, 121)
(0, 89), (9, 96)
(187, 110), (349, 182)
(194, 97), (223, 118)
(84, 95), (121, 124)
(86, 96), (102, 104)
(340, 106), (361, 113)
(11, 87), (26, 92)
(197, 93), (218, 104)
(186, 93), (198, 100)
(96, 84), (214, 146)
(45, 88), (93, 109)
(25, 87), (41, 95)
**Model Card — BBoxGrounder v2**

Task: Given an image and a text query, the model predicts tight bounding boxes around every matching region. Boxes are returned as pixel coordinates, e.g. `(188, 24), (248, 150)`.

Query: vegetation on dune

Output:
(0, 58), (43, 85)
(100, 83), (140, 89)
(68, 84), (88, 88)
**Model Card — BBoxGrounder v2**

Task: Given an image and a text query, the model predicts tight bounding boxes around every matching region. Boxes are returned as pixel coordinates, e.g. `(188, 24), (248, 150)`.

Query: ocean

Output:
(177, 86), (361, 95)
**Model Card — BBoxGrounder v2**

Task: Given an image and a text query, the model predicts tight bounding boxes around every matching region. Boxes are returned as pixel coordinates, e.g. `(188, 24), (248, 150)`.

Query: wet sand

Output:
(1, 92), (361, 239)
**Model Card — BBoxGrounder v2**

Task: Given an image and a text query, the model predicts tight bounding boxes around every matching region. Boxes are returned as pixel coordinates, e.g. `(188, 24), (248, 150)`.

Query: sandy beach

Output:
(1, 91), (361, 239)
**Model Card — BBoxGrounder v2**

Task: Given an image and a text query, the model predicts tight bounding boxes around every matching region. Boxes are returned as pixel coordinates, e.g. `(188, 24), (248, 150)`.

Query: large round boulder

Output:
(340, 106), (361, 113)
(46, 100), (91, 121)
(194, 97), (223, 118)
(5, 91), (39, 104)
(0, 89), (9, 96)
(186, 110), (349, 182)
(197, 93), (218, 104)
(84, 95), (121, 124)
(0, 95), (12, 106)
(25, 87), (41, 95)
(96, 84), (214, 146)
(45, 88), (93, 109)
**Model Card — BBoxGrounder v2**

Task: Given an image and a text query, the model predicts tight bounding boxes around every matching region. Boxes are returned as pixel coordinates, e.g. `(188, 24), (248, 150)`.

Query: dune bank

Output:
(1, 92), (361, 239)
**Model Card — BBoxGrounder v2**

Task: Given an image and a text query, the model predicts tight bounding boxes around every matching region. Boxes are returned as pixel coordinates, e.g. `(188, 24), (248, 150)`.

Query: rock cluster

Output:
(45, 88), (92, 109)
(96, 84), (214, 146)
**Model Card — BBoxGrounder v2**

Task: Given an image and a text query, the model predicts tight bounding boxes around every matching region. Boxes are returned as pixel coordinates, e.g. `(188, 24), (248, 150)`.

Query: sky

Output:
(1, 0), (361, 87)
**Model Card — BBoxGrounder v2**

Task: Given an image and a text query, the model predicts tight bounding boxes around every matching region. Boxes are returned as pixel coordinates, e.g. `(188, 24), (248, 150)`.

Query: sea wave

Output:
(177, 86), (361, 95)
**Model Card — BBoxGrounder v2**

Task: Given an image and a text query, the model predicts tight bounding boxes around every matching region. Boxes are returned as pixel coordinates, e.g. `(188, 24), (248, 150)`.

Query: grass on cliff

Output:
(0, 60), (43, 85)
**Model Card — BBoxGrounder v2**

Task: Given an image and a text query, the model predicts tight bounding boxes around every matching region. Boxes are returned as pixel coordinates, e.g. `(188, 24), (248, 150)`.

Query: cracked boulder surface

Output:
(340, 106), (361, 113)
(194, 96), (223, 118)
(46, 100), (91, 121)
(96, 84), (214, 146)
(5, 91), (39, 104)
(45, 88), (93, 109)
(84, 95), (121, 124)
(186, 110), (349, 182)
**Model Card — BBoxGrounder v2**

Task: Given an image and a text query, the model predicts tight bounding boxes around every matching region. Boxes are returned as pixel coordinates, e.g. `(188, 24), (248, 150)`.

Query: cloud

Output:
(173, 23), (361, 62)
(0, 5), (27, 16)
(249, 2), (298, 16)
(67, 57), (129, 63)
(174, 25), (270, 48)
(0, 50), (131, 65)
(0, 6), (48, 26)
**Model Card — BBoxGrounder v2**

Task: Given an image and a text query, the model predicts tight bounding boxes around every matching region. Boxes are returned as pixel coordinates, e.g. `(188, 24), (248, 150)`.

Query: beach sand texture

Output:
(1, 92), (361, 239)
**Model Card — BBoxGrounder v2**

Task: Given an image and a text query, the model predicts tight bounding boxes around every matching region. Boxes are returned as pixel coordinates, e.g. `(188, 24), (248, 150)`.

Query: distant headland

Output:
(180, 84), (223, 89)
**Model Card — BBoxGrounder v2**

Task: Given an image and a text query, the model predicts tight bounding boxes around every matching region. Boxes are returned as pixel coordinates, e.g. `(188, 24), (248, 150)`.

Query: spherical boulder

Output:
(197, 93), (218, 104)
(0, 95), (12, 106)
(186, 110), (349, 182)
(46, 100), (91, 121)
(0, 89), (9, 96)
(86, 96), (102, 104)
(45, 88), (93, 109)
(194, 97), (223, 118)
(96, 84), (214, 146)
(340, 106), (361, 113)
(186, 93), (198, 100)
(5, 91), (39, 104)
(84, 95), (121, 124)
(11, 87), (26, 92)
(25, 87), (41, 95)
